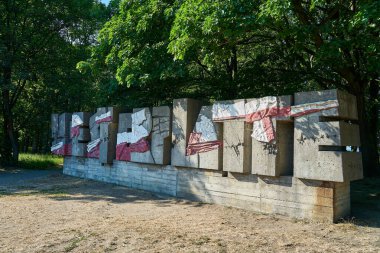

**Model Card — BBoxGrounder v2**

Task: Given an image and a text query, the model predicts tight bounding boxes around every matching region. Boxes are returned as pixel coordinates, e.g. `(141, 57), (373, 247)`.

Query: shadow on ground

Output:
(0, 168), (202, 208)
(351, 177), (380, 228)
(0, 169), (379, 227)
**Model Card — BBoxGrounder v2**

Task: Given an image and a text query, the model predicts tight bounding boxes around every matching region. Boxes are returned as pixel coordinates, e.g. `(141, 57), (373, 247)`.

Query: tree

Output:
(168, 0), (380, 175)
(83, 0), (379, 175)
(0, 0), (107, 162)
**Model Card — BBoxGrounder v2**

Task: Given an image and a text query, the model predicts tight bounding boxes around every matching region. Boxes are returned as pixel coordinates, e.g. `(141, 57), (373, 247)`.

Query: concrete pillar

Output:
(58, 113), (72, 139)
(96, 107), (120, 164)
(89, 113), (100, 140)
(223, 120), (252, 173)
(151, 106), (172, 165)
(71, 112), (92, 157)
(251, 95), (294, 176)
(130, 107), (154, 164)
(171, 98), (202, 168)
(194, 106), (223, 170)
(99, 122), (118, 164)
(118, 113), (132, 133)
(51, 113), (72, 156)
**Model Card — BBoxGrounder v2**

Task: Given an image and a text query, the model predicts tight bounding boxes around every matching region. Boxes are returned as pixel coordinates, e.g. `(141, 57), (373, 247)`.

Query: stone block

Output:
(99, 123), (118, 164)
(212, 99), (246, 121)
(195, 106), (223, 170)
(130, 108), (154, 164)
(293, 89), (358, 120)
(100, 122), (118, 140)
(89, 113), (100, 140)
(58, 113), (72, 138)
(71, 140), (87, 157)
(72, 112), (92, 127)
(96, 107), (121, 124)
(251, 95), (294, 176)
(293, 89), (363, 182)
(51, 114), (59, 138)
(223, 120), (252, 173)
(171, 98), (202, 167)
(151, 106), (172, 165)
(118, 113), (132, 133)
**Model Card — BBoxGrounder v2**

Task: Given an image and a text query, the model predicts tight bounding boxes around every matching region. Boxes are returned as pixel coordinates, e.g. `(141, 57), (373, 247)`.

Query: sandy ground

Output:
(0, 169), (379, 253)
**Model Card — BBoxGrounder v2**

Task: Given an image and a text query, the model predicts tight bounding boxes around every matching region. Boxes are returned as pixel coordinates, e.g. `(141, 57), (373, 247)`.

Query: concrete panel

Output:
(96, 107), (121, 123)
(293, 89), (363, 182)
(294, 89), (358, 120)
(72, 112), (92, 127)
(64, 156), (352, 222)
(118, 113), (132, 133)
(171, 99), (202, 168)
(99, 123), (118, 164)
(151, 106), (172, 165)
(223, 120), (252, 173)
(72, 140), (87, 157)
(251, 95), (294, 177)
(130, 108), (154, 164)
(252, 121), (294, 176)
(212, 99), (246, 121)
(196, 106), (223, 170)
(89, 113), (100, 140)
(58, 113), (72, 138)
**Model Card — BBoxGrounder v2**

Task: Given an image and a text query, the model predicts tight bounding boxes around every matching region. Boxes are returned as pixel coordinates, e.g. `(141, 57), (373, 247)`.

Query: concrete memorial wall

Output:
(53, 89), (363, 222)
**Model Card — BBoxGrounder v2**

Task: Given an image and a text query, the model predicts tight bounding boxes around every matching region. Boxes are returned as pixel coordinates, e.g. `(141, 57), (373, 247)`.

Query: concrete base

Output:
(63, 156), (351, 222)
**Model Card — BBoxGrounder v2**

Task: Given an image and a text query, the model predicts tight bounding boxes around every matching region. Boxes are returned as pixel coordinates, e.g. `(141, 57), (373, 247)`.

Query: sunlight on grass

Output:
(18, 153), (63, 170)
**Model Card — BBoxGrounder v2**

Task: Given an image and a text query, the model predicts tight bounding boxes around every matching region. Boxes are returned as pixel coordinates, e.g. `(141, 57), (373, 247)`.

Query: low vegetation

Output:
(18, 153), (63, 170)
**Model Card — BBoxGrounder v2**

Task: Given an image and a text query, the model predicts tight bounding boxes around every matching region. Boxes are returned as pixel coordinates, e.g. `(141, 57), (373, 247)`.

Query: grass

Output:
(64, 234), (86, 252)
(18, 153), (63, 170)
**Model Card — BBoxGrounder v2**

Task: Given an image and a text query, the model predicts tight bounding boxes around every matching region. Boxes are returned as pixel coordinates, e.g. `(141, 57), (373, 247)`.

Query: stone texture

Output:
(130, 108), (154, 164)
(223, 120), (252, 173)
(118, 113), (132, 133)
(89, 113), (100, 140)
(64, 156), (351, 222)
(72, 112), (92, 127)
(96, 107), (121, 123)
(294, 89), (358, 119)
(293, 89), (363, 182)
(151, 106), (172, 165)
(251, 95), (294, 176)
(99, 122), (118, 164)
(171, 99), (202, 168)
(195, 106), (223, 170)
(58, 113), (72, 138)
(212, 99), (246, 121)
(71, 140), (87, 157)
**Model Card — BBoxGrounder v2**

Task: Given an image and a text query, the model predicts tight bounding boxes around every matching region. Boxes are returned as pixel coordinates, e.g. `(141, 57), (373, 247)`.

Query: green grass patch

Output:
(18, 153), (63, 170)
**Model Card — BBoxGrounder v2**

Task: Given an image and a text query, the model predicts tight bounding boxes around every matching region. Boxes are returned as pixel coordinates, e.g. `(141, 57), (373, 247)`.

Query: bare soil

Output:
(0, 169), (379, 253)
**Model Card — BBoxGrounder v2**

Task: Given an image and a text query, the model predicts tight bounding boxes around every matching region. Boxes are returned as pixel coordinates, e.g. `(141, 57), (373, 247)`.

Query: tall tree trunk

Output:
(353, 81), (380, 177)
(224, 47), (238, 99)
(368, 80), (380, 176)
(1, 66), (19, 163)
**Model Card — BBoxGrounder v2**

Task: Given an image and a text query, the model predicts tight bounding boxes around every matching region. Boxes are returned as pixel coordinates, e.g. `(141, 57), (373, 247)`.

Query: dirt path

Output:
(0, 170), (379, 253)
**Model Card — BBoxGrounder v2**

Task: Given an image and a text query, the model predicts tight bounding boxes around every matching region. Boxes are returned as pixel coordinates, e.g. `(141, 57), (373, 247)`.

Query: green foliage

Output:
(0, 0), (379, 172)
(83, 0), (379, 173)
(18, 153), (63, 170)
(0, 0), (108, 157)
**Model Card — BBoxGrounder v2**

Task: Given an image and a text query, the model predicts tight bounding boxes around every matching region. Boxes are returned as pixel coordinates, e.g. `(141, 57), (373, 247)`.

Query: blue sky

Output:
(101, 0), (110, 5)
